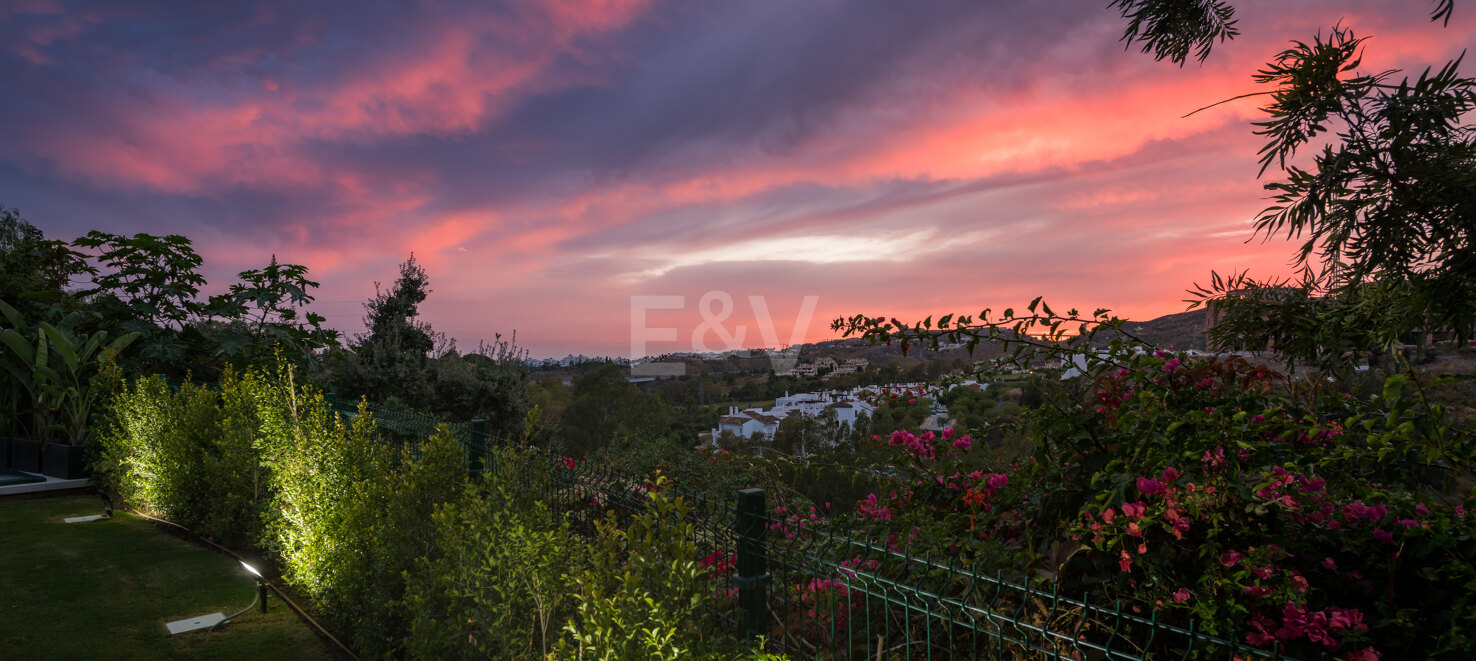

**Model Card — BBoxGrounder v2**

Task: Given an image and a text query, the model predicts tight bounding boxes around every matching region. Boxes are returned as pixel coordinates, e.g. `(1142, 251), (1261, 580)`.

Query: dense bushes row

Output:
(96, 364), (784, 660)
(829, 343), (1476, 660)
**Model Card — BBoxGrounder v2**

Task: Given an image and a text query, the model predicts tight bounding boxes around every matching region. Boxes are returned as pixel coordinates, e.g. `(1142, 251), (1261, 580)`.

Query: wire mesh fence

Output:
(751, 512), (1312, 661)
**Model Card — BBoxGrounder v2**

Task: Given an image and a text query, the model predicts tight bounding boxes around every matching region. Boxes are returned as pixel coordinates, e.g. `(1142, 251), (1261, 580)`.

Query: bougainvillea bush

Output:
(841, 343), (1474, 660)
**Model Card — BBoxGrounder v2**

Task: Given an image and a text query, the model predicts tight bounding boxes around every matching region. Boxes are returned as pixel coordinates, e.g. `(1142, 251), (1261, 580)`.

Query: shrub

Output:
(558, 477), (726, 660)
(403, 448), (583, 659)
(96, 369), (263, 545)
(841, 344), (1476, 659)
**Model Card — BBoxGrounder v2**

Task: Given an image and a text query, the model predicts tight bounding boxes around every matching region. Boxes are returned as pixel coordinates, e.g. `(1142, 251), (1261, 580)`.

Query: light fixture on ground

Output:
(63, 489), (114, 524)
(164, 560), (268, 635)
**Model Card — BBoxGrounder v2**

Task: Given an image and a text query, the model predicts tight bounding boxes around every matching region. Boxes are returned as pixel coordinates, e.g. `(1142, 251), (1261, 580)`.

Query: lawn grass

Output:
(0, 492), (338, 661)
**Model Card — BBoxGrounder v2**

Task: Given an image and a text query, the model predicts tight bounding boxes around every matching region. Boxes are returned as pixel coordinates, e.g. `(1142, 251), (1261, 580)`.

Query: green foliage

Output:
(404, 448), (583, 659)
(2, 304), (140, 444)
(0, 206), (89, 318)
(329, 255), (530, 437)
(267, 393), (468, 657)
(1190, 17), (1476, 367)
(205, 255), (340, 371)
(72, 230), (206, 333)
(830, 340), (1475, 658)
(558, 478), (725, 661)
(95, 369), (260, 545)
(559, 364), (673, 456)
(336, 254), (438, 408)
(1109, 0), (1238, 65)
(98, 376), (224, 530)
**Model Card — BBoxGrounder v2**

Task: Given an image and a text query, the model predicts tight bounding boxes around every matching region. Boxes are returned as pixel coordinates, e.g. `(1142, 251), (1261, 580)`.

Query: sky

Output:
(2, 0), (1473, 359)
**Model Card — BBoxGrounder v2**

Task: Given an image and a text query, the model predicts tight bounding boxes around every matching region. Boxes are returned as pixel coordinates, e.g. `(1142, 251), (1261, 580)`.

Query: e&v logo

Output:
(630, 292), (819, 376)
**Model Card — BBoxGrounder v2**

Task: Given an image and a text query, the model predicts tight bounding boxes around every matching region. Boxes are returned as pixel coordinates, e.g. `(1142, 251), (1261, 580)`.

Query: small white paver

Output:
(63, 514), (108, 523)
(166, 613), (226, 635)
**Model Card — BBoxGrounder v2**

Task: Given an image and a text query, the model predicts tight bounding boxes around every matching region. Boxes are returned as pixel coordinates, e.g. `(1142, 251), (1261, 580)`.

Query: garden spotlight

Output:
(209, 560), (268, 631)
(167, 560), (268, 635)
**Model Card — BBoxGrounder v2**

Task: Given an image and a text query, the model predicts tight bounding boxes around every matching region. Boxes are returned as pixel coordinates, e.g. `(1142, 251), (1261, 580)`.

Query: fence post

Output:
(469, 419), (487, 473)
(734, 488), (771, 642)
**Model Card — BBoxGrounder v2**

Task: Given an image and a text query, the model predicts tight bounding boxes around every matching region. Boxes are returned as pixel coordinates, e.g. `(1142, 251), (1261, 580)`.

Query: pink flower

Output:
(987, 474), (1008, 490)
(1160, 467), (1180, 483)
(1163, 357), (1181, 372)
(1415, 503), (1430, 517)
(1328, 607), (1367, 633)
(1219, 550), (1244, 567)
(1136, 477), (1165, 497)
(1291, 573), (1309, 593)
(1172, 588), (1191, 604)
(952, 435), (972, 451)
(1102, 507), (1117, 524)
(1121, 501), (1147, 520)
(1322, 557), (1338, 571)
(1371, 528), (1394, 545)
(943, 428), (954, 439)
(1345, 647), (1381, 661)
(1342, 501), (1388, 522)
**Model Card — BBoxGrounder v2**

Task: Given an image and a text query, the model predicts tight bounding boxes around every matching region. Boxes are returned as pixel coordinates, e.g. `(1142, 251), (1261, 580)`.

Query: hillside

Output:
(1119, 309), (1207, 351)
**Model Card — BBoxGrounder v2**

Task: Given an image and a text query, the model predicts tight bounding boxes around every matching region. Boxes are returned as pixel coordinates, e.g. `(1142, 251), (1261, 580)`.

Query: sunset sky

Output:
(3, 0), (1472, 358)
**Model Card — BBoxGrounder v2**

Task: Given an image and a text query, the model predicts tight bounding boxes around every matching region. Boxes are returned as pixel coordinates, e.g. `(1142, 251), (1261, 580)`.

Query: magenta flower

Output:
(1328, 607), (1367, 633)
(1136, 476), (1165, 497)
(1341, 501), (1388, 522)
(1415, 503), (1430, 517)
(952, 435), (972, 451)
(1219, 550), (1244, 567)
(1321, 557), (1338, 571)
(987, 473), (1008, 490)
(1371, 528), (1394, 545)
(942, 427), (954, 439)
(1160, 466), (1180, 483)
(1172, 588), (1191, 604)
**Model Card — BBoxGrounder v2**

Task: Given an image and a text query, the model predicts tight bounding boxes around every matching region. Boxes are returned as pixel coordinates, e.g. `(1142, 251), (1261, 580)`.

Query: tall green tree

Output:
(71, 231), (211, 375)
(0, 206), (89, 319)
(336, 254), (439, 408)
